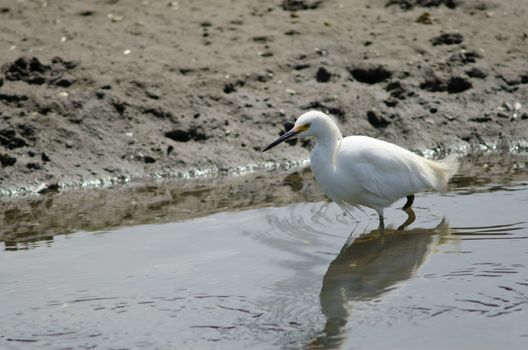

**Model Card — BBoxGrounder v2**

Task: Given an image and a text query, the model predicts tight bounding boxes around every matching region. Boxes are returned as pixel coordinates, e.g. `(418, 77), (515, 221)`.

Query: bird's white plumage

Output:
(287, 111), (459, 221)
(335, 137), (442, 209)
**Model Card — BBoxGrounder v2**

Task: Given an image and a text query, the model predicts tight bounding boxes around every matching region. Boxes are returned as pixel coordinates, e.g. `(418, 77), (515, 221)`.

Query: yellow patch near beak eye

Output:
(294, 123), (310, 133)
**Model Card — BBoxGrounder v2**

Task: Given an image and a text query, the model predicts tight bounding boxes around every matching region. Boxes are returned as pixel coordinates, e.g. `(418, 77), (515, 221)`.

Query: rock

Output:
(386, 81), (406, 99)
(165, 127), (207, 142)
(17, 123), (37, 141)
(466, 67), (487, 79)
(259, 51), (274, 57)
(165, 129), (192, 142)
(384, 99), (399, 107)
(145, 90), (160, 100)
(447, 77), (472, 93)
(469, 115), (492, 123)
(55, 78), (73, 87)
(1, 56), (78, 86)
(367, 110), (390, 128)
(78, 10), (95, 16)
(223, 79), (245, 94)
(349, 64), (392, 84)
(41, 152), (50, 162)
(284, 30), (301, 35)
(142, 106), (173, 119)
(420, 75), (472, 93)
(0, 129), (27, 149)
(223, 82), (236, 94)
(431, 33), (464, 46)
(416, 12), (433, 24)
(252, 36), (273, 43)
(111, 98), (127, 115)
(293, 63), (310, 70)
(498, 72), (528, 86)
(448, 50), (482, 65)
(315, 67), (332, 83)
(2, 57), (48, 84)
(386, 0), (459, 10)
(37, 183), (60, 194)
(51, 56), (79, 70)
(502, 102), (513, 112)
(143, 156), (156, 163)
(26, 162), (42, 170)
(0, 153), (17, 167)
(0, 93), (29, 106)
(281, 0), (322, 11)
(497, 111), (510, 119)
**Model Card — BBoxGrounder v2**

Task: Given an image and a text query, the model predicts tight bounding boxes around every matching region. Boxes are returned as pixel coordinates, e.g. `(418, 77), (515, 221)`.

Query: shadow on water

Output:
(307, 217), (451, 349)
(307, 216), (528, 350)
(0, 167), (321, 250)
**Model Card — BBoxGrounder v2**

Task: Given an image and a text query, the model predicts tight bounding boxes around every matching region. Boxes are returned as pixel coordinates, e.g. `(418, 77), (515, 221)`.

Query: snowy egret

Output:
(263, 110), (458, 231)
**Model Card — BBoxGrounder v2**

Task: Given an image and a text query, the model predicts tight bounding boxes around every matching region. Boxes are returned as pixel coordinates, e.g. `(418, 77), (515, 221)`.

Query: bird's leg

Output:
(397, 208), (416, 230)
(344, 221), (360, 247)
(402, 194), (415, 210)
(378, 215), (385, 234)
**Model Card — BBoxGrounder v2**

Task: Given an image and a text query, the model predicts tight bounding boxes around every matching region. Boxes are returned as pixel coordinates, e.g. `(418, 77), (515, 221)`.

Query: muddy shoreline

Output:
(1, 0), (528, 196)
(1, 152), (527, 249)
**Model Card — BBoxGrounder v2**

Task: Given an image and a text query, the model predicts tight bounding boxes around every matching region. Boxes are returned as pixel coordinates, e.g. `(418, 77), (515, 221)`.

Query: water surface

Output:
(1, 154), (527, 349)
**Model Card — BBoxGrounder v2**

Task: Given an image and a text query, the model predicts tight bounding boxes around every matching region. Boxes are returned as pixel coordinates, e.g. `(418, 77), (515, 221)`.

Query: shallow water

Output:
(1, 155), (528, 349)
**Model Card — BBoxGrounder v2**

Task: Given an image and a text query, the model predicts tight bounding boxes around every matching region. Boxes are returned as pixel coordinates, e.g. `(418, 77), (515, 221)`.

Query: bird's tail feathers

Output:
(428, 153), (459, 192)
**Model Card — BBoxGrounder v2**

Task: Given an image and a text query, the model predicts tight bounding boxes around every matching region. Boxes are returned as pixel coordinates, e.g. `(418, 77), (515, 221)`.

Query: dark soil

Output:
(0, 0), (527, 195)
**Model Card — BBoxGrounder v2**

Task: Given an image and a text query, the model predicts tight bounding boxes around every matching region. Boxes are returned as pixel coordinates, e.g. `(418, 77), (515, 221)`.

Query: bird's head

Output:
(262, 110), (338, 152)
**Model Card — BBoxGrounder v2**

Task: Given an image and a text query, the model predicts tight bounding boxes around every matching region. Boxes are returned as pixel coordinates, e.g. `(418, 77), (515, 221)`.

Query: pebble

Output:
(57, 91), (69, 98)
(497, 111), (510, 119)
(123, 49), (131, 55)
(108, 13), (123, 22)
(502, 102), (513, 111)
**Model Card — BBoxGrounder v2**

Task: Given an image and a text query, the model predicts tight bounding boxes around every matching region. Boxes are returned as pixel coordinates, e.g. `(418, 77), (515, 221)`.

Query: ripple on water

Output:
(1, 156), (528, 349)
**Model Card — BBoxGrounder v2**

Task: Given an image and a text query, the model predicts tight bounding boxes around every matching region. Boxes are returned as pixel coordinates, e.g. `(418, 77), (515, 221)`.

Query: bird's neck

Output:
(311, 127), (342, 170)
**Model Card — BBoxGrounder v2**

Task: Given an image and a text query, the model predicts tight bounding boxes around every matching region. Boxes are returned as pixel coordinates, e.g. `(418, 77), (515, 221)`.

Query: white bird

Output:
(263, 110), (459, 231)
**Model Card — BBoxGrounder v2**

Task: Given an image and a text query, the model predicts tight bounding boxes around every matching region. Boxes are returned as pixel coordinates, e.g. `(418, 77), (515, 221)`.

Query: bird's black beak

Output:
(262, 128), (298, 152)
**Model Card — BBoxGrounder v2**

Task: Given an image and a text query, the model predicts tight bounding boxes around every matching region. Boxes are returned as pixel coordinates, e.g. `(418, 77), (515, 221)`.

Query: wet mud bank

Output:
(1, 153), (526, 250)
(1, 0), (528, 195)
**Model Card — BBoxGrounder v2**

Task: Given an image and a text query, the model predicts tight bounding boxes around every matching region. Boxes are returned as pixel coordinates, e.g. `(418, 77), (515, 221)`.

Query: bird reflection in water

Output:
(308, 214), (452, 349)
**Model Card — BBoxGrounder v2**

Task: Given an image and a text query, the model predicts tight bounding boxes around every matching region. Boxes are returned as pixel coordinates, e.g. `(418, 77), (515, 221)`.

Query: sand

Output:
(1, 0), (527, 194)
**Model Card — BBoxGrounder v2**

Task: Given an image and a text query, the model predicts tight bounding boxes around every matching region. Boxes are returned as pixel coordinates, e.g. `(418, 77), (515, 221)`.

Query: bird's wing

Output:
(337, 136), (433, 203)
